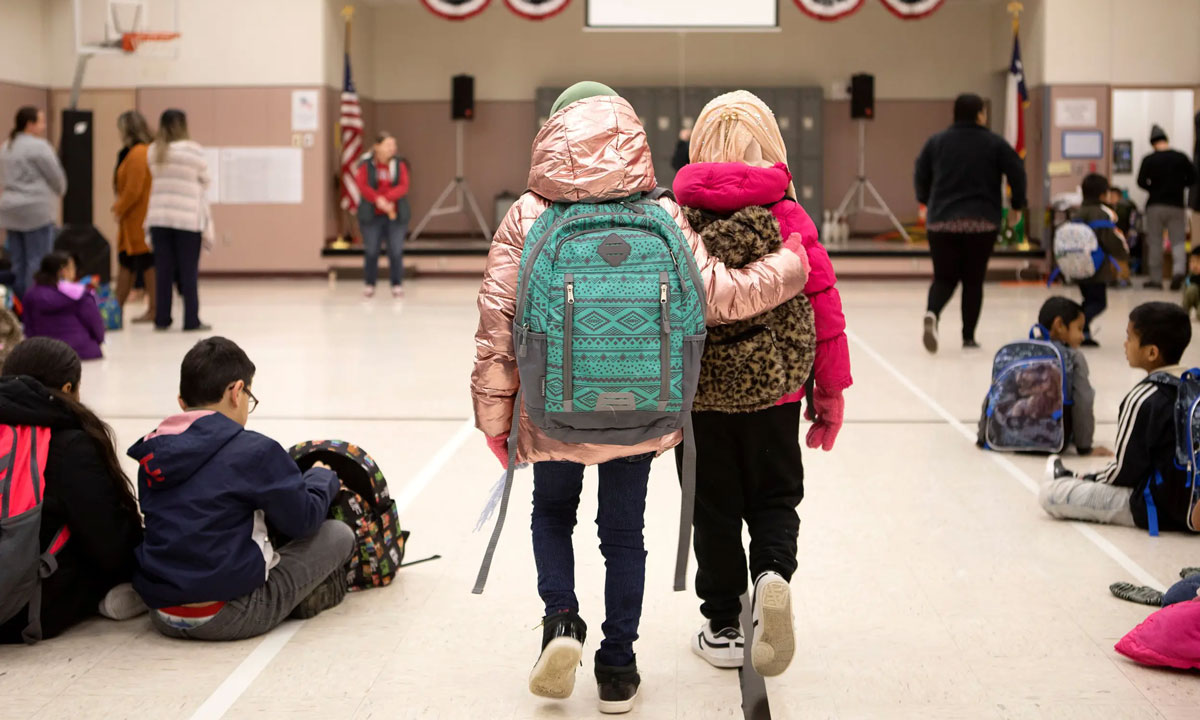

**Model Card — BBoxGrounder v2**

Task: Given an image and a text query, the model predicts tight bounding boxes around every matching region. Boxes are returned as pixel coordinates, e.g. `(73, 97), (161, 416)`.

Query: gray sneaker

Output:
(923, 312), (939, 354)
(290, 570), (349, 619)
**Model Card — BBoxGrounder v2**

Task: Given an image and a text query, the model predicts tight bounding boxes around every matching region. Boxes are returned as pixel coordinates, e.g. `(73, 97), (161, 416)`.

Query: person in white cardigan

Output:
(146, 108), (211, 332)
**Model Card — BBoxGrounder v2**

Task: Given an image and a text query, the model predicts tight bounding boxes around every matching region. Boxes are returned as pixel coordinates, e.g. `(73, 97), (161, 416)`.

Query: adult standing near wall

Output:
(915, 93), (1026, 354)
(112, 111), (155, 324)
(355, 132), (410, 300)
(1189, 112), (1200, 258)
(146, 109), (210, 332)
(0, 107), (67, 300)
(1137, 124), (1198, 290)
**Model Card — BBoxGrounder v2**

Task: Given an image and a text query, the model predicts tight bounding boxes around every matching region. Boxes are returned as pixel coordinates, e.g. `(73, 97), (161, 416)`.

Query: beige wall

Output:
(0, 0), (49, 86)
(371, 1), (1010, 102)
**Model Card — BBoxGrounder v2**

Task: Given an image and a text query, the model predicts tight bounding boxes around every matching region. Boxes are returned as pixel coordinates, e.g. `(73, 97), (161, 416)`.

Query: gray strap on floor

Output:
(673, 416), (697, 592)
(738, 590), (772, 720)
(472, 389), (523, 595)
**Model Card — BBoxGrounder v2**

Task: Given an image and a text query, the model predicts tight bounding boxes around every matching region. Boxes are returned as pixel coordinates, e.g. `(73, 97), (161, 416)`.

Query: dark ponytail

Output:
(10, 106), (39, 143)
(1, 338), (140, 521)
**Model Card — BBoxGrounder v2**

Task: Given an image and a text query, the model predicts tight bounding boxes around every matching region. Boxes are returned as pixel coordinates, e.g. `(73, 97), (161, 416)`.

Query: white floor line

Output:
(187, 418), (475, 720)
(846, 328), (1169, 591)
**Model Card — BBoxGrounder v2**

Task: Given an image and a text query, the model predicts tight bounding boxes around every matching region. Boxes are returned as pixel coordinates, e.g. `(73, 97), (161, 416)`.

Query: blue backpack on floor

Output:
(1141, 369), (1200, 535)
(981, 325), (1071, 452)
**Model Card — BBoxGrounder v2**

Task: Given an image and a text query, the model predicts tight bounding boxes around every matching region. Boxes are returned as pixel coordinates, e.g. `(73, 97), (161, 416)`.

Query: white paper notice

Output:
(203, 147), (221, 204)
(218, 147), (303, 204)
(1055, 98), (1098, 128)
(291, 89), (319, 132)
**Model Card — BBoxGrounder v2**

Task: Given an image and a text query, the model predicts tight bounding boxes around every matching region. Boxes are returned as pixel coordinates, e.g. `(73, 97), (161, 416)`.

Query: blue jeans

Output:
(6, 224), (55, 300)
(532, 453), (653, 668)
(361, 217), (407, 287)
(1163, 576), (1200, 607)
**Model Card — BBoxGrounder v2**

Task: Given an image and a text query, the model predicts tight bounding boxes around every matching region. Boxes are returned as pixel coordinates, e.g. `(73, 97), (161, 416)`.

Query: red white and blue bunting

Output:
(419, 0), (491, 21)
(505, 0), (570, 20)
(879, 0), (945, 20)
(793, 0), (866, 21)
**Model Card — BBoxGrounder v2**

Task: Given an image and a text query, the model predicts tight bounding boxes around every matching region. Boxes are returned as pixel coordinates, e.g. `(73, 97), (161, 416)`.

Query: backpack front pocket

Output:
(514, 323), (549, 413)
(694, 326), (786, 413)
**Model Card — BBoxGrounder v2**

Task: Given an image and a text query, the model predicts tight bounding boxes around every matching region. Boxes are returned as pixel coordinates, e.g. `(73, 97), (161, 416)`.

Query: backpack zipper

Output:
(659, 275), (670, 411)
(563, 275), (574, 412)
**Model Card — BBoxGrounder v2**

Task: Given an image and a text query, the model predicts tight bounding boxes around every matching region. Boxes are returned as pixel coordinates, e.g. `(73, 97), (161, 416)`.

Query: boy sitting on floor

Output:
(1040, 302), (1194, 532)
(131, 337), (354, 640)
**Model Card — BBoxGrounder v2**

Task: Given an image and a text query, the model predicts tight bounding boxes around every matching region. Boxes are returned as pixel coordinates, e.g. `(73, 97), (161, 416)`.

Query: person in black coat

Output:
(0, 338), (143, 643)
(915, 93), (1027, 353)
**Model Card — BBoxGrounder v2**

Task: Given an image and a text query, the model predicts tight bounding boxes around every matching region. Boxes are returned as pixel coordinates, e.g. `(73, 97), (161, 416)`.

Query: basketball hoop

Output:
(120, 31), (180, 52)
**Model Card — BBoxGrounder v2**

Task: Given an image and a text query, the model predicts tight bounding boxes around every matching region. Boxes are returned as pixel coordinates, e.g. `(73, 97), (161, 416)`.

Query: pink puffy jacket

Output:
(674, 162), (853, 399)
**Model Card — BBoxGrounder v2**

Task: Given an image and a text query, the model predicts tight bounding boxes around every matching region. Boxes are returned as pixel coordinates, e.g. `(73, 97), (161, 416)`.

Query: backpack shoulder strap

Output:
(645, 187), (675, 203)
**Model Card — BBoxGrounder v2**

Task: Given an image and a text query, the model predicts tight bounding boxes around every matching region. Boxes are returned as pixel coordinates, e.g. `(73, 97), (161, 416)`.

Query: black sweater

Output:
(1085, 371), (1191, 532)
(915, 122), (1027, 226)
(1137, 149), (1197, 209)
(0, 377), (143, 643)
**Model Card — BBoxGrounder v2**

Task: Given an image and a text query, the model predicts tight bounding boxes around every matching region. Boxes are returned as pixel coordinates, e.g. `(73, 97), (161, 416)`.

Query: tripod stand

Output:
(410, 120), (491, 242)
(835, 120), (910, 242)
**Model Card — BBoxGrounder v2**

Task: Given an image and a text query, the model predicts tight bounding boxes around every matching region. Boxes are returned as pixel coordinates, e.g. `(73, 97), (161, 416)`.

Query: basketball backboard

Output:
(74, 0), (180, 57)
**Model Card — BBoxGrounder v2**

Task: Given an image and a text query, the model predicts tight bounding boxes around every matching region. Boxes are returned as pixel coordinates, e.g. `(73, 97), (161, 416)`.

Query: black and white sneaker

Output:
(751, 571), (795, 677)
(595, 661), (640, 714)
(923, 312), (939, 354)
(692, 623), (744, 668)
(529, 611), (586, 699)
(1044, 455), (1074, 483)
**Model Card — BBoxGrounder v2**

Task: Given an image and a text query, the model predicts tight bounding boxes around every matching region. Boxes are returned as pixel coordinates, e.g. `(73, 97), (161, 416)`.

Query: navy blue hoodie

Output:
(127, 411), (339, 609)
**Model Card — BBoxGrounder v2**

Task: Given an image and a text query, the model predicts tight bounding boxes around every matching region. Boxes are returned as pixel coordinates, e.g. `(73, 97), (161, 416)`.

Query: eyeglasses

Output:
(229, 383), (259, 414)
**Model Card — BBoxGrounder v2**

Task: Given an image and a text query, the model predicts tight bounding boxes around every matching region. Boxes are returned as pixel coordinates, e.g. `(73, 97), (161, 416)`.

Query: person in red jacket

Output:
(673, 90), (852, 679)
(355, 132), (411, 299)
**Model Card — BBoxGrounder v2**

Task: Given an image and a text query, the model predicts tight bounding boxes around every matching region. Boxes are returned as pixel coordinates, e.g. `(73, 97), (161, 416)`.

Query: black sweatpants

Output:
(675, 402), (804, 628)
(1079, 282), (1107, 340)
(926, 231), (996, 343)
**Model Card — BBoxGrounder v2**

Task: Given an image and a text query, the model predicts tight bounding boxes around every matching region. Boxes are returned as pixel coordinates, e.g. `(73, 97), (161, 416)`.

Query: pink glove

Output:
(486, 433), (510, 468)
(783, 232), (811, 276)
(805, 388), (844, 452)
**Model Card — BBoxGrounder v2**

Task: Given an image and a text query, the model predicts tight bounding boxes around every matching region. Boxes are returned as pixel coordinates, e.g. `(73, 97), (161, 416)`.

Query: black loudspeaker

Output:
(452, 75), (475, 120)
(850, 74), (875, 120)
(60, 109), (94, 226)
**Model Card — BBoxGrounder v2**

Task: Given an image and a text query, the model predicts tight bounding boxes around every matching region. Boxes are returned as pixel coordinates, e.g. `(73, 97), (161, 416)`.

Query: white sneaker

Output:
(923, 311), (939, 354)
(363, 285), (376, 299)
(98, 583), (148, 621)
(392, 286), (405, 300)
(751, 572), (795, 677)
(692, 622), (744, 668)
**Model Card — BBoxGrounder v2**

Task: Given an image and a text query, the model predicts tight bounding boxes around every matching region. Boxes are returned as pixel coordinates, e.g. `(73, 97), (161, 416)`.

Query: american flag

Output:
(339, 52), (363, 211)
(1003, 28), (1028, 158)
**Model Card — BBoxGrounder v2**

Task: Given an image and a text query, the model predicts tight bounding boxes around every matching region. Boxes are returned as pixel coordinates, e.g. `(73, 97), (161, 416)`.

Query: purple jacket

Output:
(23, 282), (105, 360)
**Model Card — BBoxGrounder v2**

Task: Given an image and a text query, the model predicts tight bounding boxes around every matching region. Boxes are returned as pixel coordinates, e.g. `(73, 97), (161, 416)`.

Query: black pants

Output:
(675, 403), (804, 628)
(1079, 282), (1107, 340)
(926, 231), (996, 342)
(151, 227), (202, 330)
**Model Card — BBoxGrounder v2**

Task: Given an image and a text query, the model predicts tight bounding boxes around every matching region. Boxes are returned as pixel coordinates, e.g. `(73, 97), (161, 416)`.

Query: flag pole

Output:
(333, 5), (356, 248)
(1006, 1), (1030, 250)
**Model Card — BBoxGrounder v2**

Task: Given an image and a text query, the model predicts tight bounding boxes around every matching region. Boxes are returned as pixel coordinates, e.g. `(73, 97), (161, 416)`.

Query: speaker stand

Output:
(410, 121), (491, 243)
(835, 120), (910, 242)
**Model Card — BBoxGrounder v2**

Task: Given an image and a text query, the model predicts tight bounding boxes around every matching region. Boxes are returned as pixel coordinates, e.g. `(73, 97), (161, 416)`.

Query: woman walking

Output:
(915, 93), (1026, 352)
(146, 109), (210, 331)
(112, 111), (155, 323)
(355, 132), (410, 299)
(0, 107), (67, 300)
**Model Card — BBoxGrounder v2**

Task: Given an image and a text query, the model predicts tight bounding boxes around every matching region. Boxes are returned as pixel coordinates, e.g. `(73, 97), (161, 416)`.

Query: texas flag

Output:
(1004, 29), (1028, 157)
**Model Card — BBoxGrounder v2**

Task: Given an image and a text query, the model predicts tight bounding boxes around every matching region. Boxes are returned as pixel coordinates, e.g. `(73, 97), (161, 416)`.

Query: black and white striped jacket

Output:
(1086, 366), (1191, 531)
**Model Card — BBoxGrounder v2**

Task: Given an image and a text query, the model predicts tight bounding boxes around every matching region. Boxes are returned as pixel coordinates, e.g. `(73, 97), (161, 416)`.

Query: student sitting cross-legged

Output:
(1040, 302), (1194, 532)
(131, 337), (354, 641)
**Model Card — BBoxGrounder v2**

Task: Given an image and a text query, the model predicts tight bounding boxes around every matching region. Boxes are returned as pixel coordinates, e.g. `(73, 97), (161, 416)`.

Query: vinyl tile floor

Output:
(2, 277), (1198, 720)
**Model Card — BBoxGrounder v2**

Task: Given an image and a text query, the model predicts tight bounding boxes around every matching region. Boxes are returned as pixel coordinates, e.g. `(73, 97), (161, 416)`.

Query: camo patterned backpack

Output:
(289, 439), (407, 590)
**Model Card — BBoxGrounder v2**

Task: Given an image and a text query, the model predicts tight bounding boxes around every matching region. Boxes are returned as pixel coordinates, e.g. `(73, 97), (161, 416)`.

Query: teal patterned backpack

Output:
(473, 189), (708, 594)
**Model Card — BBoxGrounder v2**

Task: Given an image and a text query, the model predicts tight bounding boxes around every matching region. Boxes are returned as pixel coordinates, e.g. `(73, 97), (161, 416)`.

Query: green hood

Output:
(551, 81), (619, 116)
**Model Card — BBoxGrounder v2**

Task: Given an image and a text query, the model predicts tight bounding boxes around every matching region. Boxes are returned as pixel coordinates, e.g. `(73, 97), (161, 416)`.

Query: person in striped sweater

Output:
(1040, 302), (1195, 533)
(146, 109), (211, 332)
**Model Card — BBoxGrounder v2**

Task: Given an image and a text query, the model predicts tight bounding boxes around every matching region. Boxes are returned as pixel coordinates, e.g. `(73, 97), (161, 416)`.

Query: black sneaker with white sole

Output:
(529, 610), (586, 700)
(289, 570), (348, 619)
(692, 622), (744, 668)
(595, 661), (640, 714)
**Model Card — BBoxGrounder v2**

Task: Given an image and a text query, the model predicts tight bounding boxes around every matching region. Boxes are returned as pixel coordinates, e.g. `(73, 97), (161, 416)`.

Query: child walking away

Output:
(0, 338), (144, 643)
(470, 82), (809, 714)
(672, 90), (852, 677)
(978, 297), (1106, 456)
(22, 252), (105, 360)
(131, 337), (354, 641)
(1181, 248), (1200, 320)
(1040, 302), (1196, 533)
